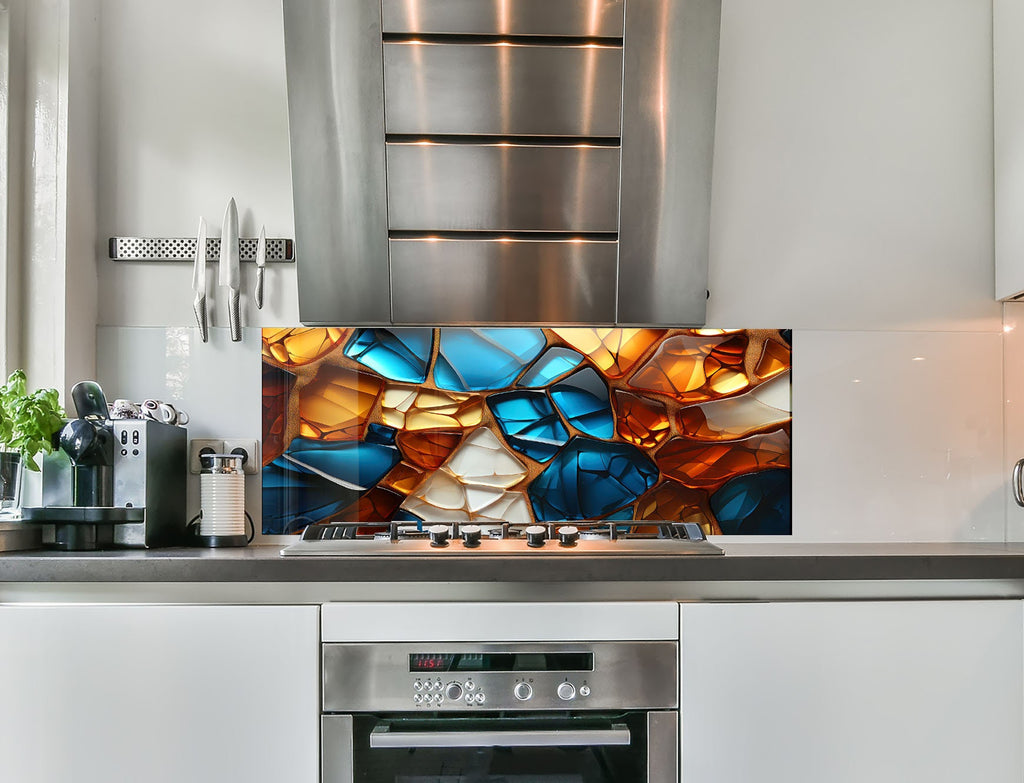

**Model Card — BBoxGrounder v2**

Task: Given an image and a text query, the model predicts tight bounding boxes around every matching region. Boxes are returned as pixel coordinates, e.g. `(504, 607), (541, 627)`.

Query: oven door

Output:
(323, 711), (677, 783)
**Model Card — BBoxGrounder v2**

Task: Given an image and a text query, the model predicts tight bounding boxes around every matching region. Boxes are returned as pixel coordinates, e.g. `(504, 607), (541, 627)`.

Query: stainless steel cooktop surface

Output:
(280, 520), (723, 557)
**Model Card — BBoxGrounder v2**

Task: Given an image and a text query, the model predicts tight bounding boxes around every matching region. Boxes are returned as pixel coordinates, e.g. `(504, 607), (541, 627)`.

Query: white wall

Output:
(92, 0), (1004, 542)
(96, 0), (297, 328)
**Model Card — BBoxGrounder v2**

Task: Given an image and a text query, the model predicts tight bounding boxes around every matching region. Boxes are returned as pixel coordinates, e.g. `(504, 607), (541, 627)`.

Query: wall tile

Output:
(95, 326), (1007, 544)
(96, 326), (265, 534)
(790, 330), (1004, 542)
(1003, 302), (1024, 540)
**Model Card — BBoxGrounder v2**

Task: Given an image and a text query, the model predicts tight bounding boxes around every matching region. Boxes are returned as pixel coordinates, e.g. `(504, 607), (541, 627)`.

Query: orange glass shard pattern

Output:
(755, 339), (791, 380)
(614, 391), (671, 449)
(628, 333), (754, 402)
(263, 327), (792, 535)
(262, 365), (294, 465)
(262, 327), (348, 367)
(552, 328), (664, 379)
(298, 366), (383, 441)
(703, 335), (750, 396)
(635, 480), (715, 531)
(656, 430), (791, 489)
(397, 430), (463, 471)
(381, 462), (427, 496)
(335, 487), (404, 523)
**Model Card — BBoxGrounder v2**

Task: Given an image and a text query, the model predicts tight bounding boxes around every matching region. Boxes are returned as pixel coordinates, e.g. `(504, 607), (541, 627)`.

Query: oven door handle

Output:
(369, 723), (632, 749)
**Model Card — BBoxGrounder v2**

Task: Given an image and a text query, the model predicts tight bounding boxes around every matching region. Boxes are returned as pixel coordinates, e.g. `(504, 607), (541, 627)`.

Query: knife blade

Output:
(254, 224), (266, 310)
(192, 217), (209, 342)
(219, 197), (241, 342)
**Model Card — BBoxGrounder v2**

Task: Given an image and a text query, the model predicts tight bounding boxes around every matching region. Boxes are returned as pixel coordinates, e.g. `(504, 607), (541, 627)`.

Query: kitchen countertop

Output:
(2, 542), (1024, 602)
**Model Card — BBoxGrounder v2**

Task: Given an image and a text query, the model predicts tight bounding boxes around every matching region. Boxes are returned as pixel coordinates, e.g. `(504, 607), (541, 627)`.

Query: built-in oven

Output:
(321, 640), (678, 782)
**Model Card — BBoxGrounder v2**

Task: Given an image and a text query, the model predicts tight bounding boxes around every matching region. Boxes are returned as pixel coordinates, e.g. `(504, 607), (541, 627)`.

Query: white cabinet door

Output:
(996, 0), (1024, 299)
(0, 604), (319, 783)
(680, 601), (1023, 783)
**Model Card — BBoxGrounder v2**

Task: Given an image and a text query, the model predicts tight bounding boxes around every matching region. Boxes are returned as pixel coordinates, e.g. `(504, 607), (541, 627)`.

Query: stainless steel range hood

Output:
(284, 0), (721, 326)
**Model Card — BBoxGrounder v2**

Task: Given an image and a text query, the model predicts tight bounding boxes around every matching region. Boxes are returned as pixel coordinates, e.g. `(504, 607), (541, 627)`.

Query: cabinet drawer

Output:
(384, 42), (623, 137)
(381, 0), (625, 37)
(390, 238), (618, 323)
(386, 142), (621, 232)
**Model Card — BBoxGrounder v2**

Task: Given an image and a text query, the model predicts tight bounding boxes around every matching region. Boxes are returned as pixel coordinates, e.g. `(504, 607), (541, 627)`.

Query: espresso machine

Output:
(22, 381), (187, 550)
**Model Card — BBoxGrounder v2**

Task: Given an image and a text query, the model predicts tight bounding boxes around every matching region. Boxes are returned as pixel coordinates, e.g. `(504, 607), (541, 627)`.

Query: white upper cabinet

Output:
(996, 0), (1024, 299)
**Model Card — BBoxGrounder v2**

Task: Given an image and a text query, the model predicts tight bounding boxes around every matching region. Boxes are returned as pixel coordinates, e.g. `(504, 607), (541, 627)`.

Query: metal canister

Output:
(198, 453), (247, 546)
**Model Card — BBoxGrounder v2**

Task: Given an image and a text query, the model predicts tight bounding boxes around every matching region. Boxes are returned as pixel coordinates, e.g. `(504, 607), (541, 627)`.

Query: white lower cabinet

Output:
(0, 604), (319, 783)
(679, 600), (1023, 783)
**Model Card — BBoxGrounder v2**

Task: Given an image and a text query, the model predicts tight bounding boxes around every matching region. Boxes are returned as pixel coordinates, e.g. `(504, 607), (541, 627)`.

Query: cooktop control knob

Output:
(525, 525), (547, 548)
(513, 682), (533, 701)
(557, 682), (576, 701)
(461, 524), (482, 548)
(445, 682), (464, 702)
(557, 525), (579, 547)
(428, 524), (450, 547)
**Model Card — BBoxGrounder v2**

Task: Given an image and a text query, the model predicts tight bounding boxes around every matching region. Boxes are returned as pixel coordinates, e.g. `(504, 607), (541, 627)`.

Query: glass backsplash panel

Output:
(261, 327), (792, 535)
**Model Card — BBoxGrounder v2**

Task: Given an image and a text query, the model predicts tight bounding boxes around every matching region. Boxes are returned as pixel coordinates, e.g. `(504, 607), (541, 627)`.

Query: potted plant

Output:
(0, 370), (65, 515)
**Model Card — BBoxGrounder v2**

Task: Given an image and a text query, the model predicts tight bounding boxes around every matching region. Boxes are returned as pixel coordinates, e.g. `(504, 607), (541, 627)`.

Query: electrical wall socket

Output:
(223, 439), (260, 475)
(188, 439), (224, 474)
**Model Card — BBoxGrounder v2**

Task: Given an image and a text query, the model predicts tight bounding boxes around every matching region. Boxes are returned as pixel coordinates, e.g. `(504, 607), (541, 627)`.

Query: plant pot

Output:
(0, 451), (23, 517)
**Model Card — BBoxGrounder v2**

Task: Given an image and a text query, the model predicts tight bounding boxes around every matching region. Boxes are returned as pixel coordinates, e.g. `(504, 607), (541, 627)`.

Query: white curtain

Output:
(0, 1), (12, 380)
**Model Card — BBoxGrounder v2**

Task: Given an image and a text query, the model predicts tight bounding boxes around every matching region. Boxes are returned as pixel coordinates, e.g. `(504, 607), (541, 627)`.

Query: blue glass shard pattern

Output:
(262, 460), (355, 534)
(710, 468), (791, 535)
(392, 509), (424, 523)
(365, 423), (398, 446)
(487, 390), (570, 463)
(550, 367), (615, 439)
(528, 437), (659, 521)
(344, 328), (433, 383)
(434, 328), (547, 391)
(262, 438), (402, 534)
(518, 347), (585, 388)
(284, 438), (401, 488)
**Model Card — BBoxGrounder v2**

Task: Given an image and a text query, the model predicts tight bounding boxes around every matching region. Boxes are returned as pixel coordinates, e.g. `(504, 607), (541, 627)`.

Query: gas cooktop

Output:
(279, 520), (724, 557)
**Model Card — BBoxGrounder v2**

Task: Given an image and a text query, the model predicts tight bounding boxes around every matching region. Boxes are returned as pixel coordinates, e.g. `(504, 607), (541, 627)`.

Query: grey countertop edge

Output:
(2, 542), (1024, 583)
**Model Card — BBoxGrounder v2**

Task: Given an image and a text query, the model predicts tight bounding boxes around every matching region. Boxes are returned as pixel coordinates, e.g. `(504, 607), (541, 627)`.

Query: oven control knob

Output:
(557, 682), (576, 701)
(579, 685), (591, 697)
(557, 525), (579, 547)
(445, 682), (464, 701)
(525, 525), (547, 548)
(428, 524), (450, 547)
(513, 682), (533, 701)
(461, 525), (482, 548)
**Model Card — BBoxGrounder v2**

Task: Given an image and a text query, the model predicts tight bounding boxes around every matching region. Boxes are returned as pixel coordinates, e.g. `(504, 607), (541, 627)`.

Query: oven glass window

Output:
(348, 713), (647, 783)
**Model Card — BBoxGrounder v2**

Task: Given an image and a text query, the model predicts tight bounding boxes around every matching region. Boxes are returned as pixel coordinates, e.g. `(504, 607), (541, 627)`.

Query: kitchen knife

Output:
(254, 224), (266, 310)
(192, 217), (209, 342)
(219, 197), (241, 342)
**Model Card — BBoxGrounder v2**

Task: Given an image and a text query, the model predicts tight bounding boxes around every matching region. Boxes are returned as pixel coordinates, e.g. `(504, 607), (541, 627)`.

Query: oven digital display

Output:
(409, 652), (594, 673)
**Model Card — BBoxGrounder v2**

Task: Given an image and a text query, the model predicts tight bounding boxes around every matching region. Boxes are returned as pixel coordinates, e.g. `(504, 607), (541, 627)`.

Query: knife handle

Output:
(254, 267), (265, 310)
(229, 289), (241, 342)
(193, 294), (209, 343)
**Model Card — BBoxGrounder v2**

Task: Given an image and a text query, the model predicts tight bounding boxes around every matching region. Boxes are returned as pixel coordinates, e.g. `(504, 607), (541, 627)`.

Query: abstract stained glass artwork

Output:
(262, 327), (793, 536)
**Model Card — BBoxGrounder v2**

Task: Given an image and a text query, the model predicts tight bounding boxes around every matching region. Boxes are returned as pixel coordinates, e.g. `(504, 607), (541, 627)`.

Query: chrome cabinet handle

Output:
(1014, 459), (1024, 507)
(369, 724), (631, 749)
